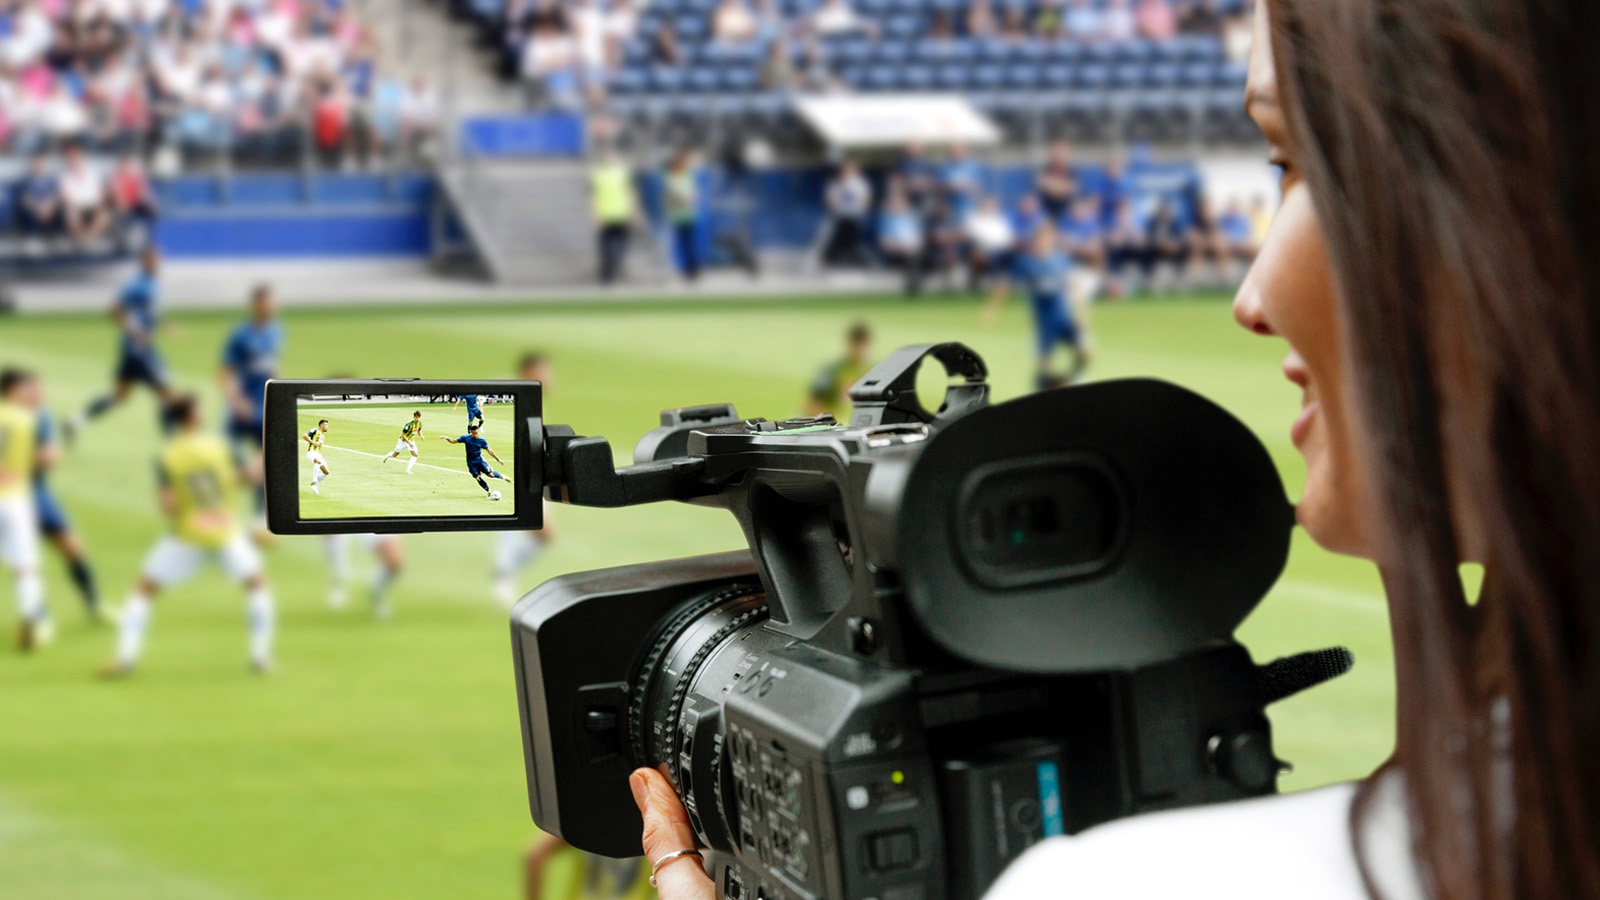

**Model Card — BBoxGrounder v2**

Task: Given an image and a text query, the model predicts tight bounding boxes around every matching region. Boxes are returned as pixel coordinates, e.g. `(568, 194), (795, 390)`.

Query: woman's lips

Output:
(1291, 397), (1318, 448)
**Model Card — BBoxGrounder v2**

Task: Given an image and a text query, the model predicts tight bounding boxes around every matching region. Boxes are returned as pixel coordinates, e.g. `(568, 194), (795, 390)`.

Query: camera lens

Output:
(627, 583), (768, 780)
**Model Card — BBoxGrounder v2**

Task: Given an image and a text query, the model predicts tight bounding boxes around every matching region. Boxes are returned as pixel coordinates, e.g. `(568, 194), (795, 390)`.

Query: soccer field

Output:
(297, 405), (517, 519)
(0, 293), (1394, 900)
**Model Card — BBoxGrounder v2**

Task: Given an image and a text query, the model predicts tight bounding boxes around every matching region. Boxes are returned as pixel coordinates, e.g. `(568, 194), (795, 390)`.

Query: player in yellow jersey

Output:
(382, 410), (424, 474)
(305, 418), (331, 494)
(803, 321), (873, 421)
(102, 395), (275, 677)
(0, 369), (50, 651)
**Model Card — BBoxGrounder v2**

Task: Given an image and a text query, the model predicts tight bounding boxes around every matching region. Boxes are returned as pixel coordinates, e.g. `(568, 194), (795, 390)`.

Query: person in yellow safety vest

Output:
(591, 151), (639, 285)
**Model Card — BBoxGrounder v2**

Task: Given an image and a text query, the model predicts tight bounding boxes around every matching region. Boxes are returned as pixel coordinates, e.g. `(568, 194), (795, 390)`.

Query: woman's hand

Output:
(630, 766), (715, 900)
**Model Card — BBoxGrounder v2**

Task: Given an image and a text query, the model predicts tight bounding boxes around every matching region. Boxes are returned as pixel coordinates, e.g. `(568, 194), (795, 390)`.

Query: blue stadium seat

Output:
(972, 37), (1014, 63)
(864, 64), (900, 91)
(1110, 62), (1146, 88)
(1004, 63), (1043, 90)
(650, 66), (689, 92)
(609, 68), (650, 95)
(1179, 62), (1214, 88)
(1045, 39), (1086, 64)
(722, 66), (759, 92)
(1213, 60), (1249, 88)
(1040, 63), (1075, 89)
(1082, 42), (1116, 66)
(874, 39), (913, 63)
(827, 36), (870, 64)
(932, 63), (969, 90)
(1076, 63), (1111, 90)
(685, 67), (723, 93)
(673, 14), (709, 41)
(1114, 39), (1155, 65)
(1146, 63), (1180, 88)
(970, 63), (1006, 90)
(839, 64), (869, 88)
(898, 63), (934, 90)
(883, 13), (923, 39)
(916, 37), (976, 62)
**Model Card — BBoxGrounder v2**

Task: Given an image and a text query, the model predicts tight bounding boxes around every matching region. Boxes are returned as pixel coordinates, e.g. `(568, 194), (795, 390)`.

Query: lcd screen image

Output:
(296, 391), (517, 519)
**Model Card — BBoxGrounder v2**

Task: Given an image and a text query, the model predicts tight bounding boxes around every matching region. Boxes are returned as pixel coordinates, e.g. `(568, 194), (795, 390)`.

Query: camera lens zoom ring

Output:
(627, 586), (760, 767)
(661, 603), (770, 808)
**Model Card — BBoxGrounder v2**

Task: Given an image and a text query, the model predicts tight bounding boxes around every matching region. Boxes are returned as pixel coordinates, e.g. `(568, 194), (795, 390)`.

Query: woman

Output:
(630, 1), (1600, 898)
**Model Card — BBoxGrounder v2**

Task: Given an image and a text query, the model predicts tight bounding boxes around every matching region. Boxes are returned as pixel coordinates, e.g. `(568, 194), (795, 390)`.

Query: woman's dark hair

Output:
(1268, 2), (1600, 899)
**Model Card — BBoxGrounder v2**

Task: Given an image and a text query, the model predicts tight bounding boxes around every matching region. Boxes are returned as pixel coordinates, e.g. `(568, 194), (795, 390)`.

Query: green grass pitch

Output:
(0, 293), (1395, 900)
(297, 404), (516, 519)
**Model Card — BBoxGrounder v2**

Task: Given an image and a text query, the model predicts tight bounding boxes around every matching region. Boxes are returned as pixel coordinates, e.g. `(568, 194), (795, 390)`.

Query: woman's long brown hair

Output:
(1266, 2), (1600, 898)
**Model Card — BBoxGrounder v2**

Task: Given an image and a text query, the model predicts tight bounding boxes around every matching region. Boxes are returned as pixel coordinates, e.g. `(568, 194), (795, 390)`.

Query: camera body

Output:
(509, 345), (1298, 900)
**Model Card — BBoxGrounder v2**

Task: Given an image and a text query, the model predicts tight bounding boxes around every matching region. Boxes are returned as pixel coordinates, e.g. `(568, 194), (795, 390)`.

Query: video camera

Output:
(262, 344), (1350, 900)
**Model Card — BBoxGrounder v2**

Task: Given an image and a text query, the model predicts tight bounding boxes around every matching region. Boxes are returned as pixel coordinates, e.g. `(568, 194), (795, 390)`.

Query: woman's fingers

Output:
(630, 767), (716, 900)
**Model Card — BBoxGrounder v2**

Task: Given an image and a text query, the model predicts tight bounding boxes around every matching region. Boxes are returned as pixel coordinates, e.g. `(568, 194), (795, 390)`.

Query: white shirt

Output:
(570, 2), (607, 68)
(60, 164), (106, 210)
(986, 777), (1425, 900)
(812, 0), (862, 35)
(967, 211), (1015, 252)
(827, 175), (872, 217)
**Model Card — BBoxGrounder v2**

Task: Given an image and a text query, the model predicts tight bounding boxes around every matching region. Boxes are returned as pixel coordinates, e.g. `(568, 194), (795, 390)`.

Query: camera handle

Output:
(848, 343), (991, 427)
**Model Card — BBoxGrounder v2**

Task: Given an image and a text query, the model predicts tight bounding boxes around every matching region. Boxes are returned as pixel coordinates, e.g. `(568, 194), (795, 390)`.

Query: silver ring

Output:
(648, 848), (703, 887)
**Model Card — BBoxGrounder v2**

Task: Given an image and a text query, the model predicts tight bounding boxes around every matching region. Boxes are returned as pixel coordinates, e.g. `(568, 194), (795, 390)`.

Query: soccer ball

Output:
(489, 490), (502, 501)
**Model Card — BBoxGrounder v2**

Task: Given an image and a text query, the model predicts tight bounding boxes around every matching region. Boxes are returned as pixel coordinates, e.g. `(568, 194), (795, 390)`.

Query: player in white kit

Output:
(324, 532), (404, 619)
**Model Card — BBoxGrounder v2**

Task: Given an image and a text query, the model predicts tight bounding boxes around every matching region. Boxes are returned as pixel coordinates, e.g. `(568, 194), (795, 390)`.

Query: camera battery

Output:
(939, 739), (1068, 899)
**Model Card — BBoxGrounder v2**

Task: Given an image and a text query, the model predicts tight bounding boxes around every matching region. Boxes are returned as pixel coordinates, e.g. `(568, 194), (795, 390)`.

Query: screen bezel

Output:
(264, 379), (543, 535)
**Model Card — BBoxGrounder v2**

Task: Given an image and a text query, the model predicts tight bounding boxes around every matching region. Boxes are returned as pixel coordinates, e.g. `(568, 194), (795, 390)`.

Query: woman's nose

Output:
(1232, 276), (1274, 336)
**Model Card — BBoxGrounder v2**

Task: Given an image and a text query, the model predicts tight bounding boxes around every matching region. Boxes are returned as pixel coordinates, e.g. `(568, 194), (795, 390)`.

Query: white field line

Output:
(320, 443), (509, 479)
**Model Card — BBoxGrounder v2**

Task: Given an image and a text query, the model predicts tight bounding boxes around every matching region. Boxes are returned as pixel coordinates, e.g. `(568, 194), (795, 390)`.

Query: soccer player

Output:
(1, 369), (50, 650)
(220, 284), (285, 534)
(305, 418), (331, 494)
(493, 353), (557, 608)
(453, 393), (484, 429)
(382, 411), (424, 474)
(804, 322), (873, 421)
(65, 246), (173, 441)
(102, 395), (275, 677)
(26, 374), (101, 619)
(439, 424), (508, 497)
(323, 533), (404, 620)
(983, 221), (1094, 390)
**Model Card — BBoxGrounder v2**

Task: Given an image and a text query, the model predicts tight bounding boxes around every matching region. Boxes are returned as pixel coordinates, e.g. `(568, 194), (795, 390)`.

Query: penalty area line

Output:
(322, 443), (511, 479)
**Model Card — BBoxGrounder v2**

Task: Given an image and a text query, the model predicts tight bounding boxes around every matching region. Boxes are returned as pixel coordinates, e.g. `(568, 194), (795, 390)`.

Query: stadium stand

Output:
(0, 0), (436, 170)
(448, 0), (1258, 146)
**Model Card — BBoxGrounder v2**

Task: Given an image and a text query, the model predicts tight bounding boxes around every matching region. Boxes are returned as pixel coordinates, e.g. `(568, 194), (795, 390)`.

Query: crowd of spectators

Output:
(0, 0), (438, 172)
(818, 139), (1268, 297)
(480, 0), (1253, 112)
(12, 139), (155, 249)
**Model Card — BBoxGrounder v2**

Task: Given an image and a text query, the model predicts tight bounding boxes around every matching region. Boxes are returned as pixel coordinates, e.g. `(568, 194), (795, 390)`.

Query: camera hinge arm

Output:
(545, 433), (715, 507)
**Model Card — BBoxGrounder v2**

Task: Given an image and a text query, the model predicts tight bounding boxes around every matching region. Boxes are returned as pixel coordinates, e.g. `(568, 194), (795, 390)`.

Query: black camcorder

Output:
(262, 344), (1351, 900)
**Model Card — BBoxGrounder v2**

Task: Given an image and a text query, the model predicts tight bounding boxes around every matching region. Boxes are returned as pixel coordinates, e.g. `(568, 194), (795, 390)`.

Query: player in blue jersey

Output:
(439, 423), (509, 497)
(66, 246), (173, 441)
(453, 393), (484, 429)
(220, 284), (285, 537)
(30, 387), (101, 620)
(983, 221), (1094, 390)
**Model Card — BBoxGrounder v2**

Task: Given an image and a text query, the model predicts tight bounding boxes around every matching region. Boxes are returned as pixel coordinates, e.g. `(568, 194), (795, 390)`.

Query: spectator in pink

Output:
(1136, 0), (1177, 41)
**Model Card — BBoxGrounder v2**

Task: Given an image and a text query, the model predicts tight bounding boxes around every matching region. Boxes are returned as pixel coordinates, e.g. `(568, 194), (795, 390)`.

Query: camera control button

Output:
(845, 785), (870, 810)
(867, 829), (918, 871)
